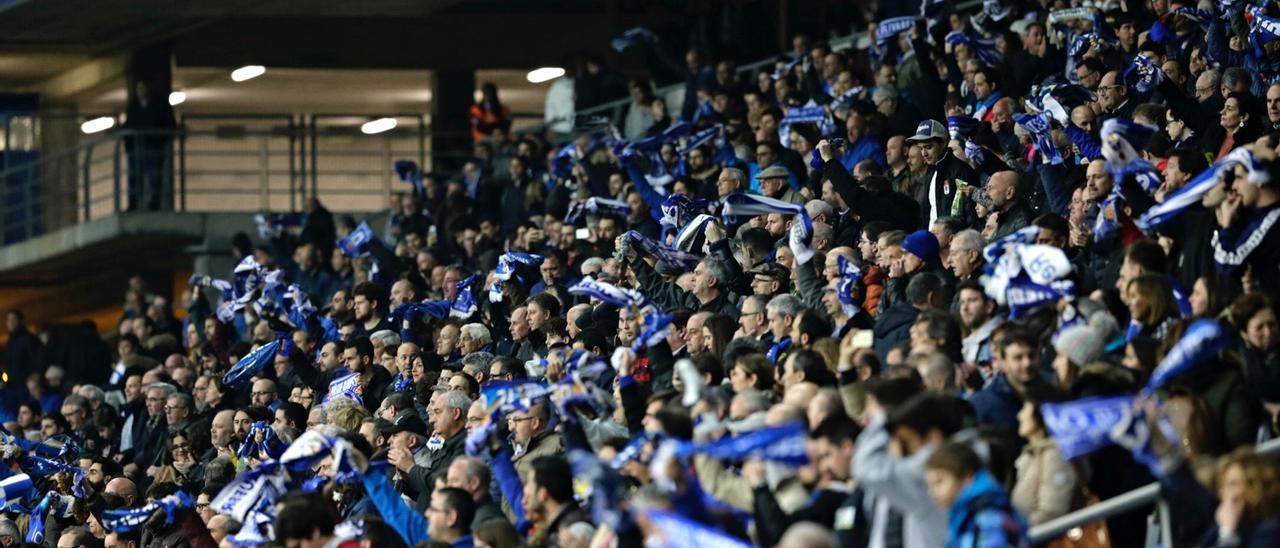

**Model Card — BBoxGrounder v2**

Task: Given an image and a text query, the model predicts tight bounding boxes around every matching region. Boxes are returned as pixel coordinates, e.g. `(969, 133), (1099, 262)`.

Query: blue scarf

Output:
(767, 336), (792, 363)
(1013, 113), (1063, 165)
(222, 340), (281, 389)
(674, 422), (809, 466)
(624, 230), (703, 271)
(393, 160), (424, 198)
(336, 221), (374, 258)
(568, 278), (649, 309)
(102, 491), (193, 533)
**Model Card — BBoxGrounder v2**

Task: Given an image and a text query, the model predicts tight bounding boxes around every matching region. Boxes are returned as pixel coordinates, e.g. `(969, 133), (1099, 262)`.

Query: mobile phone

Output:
(851, 330), (873, 349)
(576, 228), (591, 239)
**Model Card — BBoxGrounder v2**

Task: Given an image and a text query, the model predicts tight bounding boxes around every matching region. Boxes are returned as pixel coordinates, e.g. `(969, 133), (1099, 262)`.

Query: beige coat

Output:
(1011, 437), (1079, 526)
(513, 430), (563, 482)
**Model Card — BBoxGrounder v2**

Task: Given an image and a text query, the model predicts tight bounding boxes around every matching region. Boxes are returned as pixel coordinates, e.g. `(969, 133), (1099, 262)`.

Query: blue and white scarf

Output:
(612, 26), (654, 52)
(633, 312), (675, 352)
(336, 222), (374, 258)
(624, 230), (703, 271)
(565, 197), (631, 224)
(102, 492), (193, 533)
(1138, 146), (1268, 229)
(678, 125), (723, 156)
(569, 278), (650, 310)
(646, 509), (752, 548)
(945, 30), (1002, 67)
(211, 462), (287, 523)
(674, 422), (809, 466)
(222, 340), (281, 389)
(481, 380), (554, 416)
(1044, 319), (1228, 459)
(324, 372), (364, 405)
(1013, 113), (1064, 165)
(452, 274), (479, 318)
(836, 256), (863, 316)
(720, 193), (814, 263)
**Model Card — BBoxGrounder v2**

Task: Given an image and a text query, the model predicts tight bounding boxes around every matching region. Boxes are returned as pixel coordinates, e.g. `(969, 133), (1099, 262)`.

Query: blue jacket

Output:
(945, 469), (1029, 548)
(966, 374), (1022, 433)
(839, 136), (887, 172)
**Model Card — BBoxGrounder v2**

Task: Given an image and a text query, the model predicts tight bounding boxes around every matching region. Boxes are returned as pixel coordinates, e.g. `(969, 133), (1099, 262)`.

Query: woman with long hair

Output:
(1207, 91), (1264, 160)
(1191, 273), (1243, 319)
(468, 82), (511, 141)
(1125, 274), (1180, 340)
(700, 314), (738, 360)
(1228, 293), (1280, 433)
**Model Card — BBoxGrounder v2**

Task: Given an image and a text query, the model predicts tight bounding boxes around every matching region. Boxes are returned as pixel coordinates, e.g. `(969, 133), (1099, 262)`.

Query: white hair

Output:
(952, 229), (985, 253)
(460, 323), (491, 344)
(370, 329), (401, 347)
(581, 257), (606, 276)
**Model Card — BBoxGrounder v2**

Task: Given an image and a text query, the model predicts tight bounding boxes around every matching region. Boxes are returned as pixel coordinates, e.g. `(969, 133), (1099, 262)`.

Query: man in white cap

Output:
(906, 119), (979, 228)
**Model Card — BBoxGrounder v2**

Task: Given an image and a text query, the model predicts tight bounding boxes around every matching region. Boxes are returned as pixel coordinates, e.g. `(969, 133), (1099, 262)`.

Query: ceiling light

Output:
(526, 67), (566, 83)
(168, 90), (187, 106)
(361, 118), (397, 135)
(231, 65), (266, 82)
(80, 117), (115, 134)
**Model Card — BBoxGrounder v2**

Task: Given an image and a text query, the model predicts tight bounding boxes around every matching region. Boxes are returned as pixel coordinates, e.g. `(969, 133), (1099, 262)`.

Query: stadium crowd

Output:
(4, 0), (1280, 547)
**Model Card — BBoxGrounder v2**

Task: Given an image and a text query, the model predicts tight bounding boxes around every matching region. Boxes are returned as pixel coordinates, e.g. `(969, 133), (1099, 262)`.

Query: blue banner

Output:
(1042, 395), (1136, 459)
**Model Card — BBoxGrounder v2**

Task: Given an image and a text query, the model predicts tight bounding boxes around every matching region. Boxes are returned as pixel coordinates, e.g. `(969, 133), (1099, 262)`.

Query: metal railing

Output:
(0, 121), (471, 243)
(1028, 436), (1280, 545)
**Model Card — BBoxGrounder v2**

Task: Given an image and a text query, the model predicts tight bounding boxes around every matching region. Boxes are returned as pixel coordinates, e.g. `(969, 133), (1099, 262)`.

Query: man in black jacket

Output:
(750, 415), (870, 548)
(907, 120), (980, 229)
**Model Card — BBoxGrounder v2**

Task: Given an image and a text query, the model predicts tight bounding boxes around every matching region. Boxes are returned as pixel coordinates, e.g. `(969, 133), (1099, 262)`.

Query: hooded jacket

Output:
(944, 469), (1029, 548)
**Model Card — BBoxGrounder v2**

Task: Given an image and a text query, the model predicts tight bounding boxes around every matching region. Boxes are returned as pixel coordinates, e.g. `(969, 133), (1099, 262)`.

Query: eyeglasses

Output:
(173, 443), (191, 452)
(507, 416), (535, 423)
(163, 406), (185, 412)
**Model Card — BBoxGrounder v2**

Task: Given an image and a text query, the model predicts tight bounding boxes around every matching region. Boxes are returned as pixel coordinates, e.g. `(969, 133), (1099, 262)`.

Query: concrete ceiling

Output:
(73, 67), (554, 121)
(0, 0), (467, 55)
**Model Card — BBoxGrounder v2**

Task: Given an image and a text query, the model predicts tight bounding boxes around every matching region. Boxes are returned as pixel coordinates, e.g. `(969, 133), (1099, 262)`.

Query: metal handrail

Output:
(1028, 436), (1280, 543)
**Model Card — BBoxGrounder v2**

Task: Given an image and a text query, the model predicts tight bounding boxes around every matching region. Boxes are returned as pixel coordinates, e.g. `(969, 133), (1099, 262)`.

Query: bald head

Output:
(105, 477), (138, 505)
(984, 170), (1019, 209)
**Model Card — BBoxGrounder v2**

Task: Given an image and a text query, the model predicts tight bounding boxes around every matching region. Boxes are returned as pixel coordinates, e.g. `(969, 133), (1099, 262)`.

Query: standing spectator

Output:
(469, 83), (511, 142)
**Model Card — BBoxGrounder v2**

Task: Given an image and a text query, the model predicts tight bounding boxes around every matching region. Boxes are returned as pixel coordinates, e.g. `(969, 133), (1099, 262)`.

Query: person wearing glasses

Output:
(427, 487), (477, 548)
(1096, 71), (1136, 123)
(509, 401), (561, 482)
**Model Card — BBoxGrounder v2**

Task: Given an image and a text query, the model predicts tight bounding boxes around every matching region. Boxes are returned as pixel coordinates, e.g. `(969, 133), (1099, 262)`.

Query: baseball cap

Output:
(379, 413), (428, 437)
(906, 120), (948, 142)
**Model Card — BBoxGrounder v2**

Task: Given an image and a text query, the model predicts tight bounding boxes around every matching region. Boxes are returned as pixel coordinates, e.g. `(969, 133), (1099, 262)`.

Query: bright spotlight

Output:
(361, 118), (398, 134)
(526, 67), (566, 83)
(80, 117), (115, 134)
(231, 65), (266, 82)
(168, 91), (187, 106)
